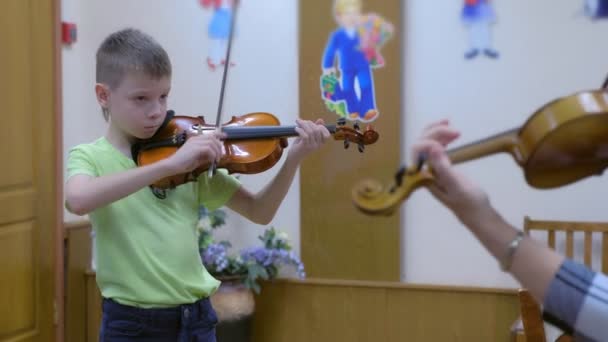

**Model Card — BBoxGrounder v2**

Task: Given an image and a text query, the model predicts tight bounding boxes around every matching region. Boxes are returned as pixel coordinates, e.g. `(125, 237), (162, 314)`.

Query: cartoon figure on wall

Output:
(461, 0), (499, 60)
(584, 0), (608, 19)
(320, 0), (393, 123)
(199, 0), (238, 71)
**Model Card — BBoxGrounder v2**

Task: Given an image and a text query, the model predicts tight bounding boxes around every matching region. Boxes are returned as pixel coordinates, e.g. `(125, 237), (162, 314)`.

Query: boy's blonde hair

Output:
(95, 28), (171, 121)
(334, 0), (362, 15)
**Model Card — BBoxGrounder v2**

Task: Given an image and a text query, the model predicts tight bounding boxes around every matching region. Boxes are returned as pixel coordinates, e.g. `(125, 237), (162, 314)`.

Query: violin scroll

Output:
(351, 165), (434, 216)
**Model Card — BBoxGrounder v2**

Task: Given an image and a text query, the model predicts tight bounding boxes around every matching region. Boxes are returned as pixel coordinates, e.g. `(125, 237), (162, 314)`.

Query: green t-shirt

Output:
(66, 137), (241, 308)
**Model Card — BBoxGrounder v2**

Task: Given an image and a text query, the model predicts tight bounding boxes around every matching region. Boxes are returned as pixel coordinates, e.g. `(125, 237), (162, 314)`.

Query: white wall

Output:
(63, 0), (608, 289)
(61, 0), (301, 255)
(402, 0), (608, 288)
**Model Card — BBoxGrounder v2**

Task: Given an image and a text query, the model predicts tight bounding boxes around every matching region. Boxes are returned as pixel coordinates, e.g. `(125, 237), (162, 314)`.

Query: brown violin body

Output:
(133, 110), (379, 191)
(133, 111), (288, 190)
(352, 89), (608, 215)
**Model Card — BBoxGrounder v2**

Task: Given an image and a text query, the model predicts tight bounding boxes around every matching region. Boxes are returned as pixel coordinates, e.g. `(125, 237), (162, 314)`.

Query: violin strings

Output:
(222, 124), (338, 140)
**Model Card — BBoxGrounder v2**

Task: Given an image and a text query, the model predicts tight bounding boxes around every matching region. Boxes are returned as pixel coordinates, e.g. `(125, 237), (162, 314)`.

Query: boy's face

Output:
(96, 72), (171, 140)
(336, 7), (361, 28)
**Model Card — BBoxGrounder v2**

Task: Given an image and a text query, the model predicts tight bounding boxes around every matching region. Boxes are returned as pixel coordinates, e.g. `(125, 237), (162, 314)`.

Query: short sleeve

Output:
(66, 145), (99, 180)
(197, 168), (241, 211)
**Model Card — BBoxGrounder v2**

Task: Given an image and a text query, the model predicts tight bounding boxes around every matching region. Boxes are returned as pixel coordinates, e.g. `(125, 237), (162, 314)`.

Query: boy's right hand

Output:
(411, 120), (492, 225)
(165, 131), (225, 175)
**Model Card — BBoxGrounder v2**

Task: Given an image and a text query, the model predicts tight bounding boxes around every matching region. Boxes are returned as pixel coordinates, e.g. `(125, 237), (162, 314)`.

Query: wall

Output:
(61, 0), (301, 257)
(402, 0), (608, 288)
(62, 0), (608, 290)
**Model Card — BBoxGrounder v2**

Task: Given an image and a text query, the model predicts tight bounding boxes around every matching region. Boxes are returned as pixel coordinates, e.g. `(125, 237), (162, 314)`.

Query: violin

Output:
(351, 88), (608, 216)
(132, 110), (379, 191)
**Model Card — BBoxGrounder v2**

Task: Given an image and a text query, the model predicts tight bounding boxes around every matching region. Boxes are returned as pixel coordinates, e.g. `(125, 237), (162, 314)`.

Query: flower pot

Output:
(210, 276), (255, 342)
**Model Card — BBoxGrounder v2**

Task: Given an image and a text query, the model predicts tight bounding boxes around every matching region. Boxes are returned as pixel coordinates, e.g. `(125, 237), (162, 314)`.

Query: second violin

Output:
(352, 88), (608, 216)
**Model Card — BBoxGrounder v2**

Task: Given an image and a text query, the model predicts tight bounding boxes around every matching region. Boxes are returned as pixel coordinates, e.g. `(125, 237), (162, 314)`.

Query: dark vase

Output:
(210, 276), (255, 342)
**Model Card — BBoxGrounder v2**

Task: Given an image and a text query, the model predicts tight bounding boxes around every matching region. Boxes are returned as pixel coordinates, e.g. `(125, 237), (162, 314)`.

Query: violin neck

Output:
(222, 124), (337, 140)
(446, 128), (521, 164)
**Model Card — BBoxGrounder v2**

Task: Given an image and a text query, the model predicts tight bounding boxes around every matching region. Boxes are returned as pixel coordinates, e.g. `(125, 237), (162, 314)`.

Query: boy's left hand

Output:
(288, 118), (331, 161)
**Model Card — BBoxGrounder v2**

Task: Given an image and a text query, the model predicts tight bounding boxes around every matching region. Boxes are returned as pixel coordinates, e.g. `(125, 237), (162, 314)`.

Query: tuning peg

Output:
(357, 143), (364, 153)
(337, 118), (346, 126)
(344, 137), (350, 149)
(354, 122), (360, 132)
(389, 166), (406, 193)
(416, 153), (427, 171)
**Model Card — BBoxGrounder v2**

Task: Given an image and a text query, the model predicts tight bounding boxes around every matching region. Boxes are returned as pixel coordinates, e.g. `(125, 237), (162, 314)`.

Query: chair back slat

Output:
(523, 216), (608, 271)
(566, 231), (574, 258)
(585, 232), (593, 267)
(548, 230), (556, 250)
(603, 233), (608, 274)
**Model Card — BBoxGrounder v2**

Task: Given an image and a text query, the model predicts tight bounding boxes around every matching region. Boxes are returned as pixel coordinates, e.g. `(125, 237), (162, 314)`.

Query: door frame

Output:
(53, 0), (64, 341)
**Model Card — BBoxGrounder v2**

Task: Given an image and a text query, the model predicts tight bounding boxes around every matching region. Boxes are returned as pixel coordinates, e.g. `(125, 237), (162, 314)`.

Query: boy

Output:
(65, 28), (330, 341)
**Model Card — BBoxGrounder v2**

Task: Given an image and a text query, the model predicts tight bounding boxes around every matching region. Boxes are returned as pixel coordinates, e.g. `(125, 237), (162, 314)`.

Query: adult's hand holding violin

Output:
(412, 119), (569, 312)
(287, 118), (331, 162)
(165, 130), (226, 175)
(412, 119), (491, 227)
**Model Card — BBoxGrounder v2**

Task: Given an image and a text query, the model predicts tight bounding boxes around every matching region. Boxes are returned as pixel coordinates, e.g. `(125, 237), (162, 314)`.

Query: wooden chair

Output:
(512, 216), (608, 341)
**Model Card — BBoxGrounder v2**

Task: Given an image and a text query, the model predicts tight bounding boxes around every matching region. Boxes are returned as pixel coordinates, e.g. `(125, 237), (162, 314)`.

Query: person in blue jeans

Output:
(322, 0), (379, 123)
(65, 27), (330, 342)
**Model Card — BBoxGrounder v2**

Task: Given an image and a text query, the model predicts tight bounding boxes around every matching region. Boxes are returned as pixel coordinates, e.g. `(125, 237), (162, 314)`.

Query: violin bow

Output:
(208, 0), (239, 177)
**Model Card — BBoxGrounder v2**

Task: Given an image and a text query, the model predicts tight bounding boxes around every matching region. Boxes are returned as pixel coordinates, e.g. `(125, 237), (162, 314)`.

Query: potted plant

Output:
(198, 206), (305, 341)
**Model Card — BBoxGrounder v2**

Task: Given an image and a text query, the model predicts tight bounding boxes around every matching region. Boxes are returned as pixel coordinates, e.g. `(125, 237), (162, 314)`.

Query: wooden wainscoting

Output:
(82, 276), (519, 342)
(64, 221), (94, 342)
(86, 270), (102, 342)
(252, 279), (519, 342)
(68, 222), (520, 342)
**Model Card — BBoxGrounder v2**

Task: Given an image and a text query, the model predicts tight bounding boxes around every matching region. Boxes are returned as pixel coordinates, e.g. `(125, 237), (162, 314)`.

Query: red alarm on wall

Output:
(62, 22), (77, 45)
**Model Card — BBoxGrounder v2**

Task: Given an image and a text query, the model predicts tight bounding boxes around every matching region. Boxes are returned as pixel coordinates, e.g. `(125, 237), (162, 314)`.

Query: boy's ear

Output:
(95, 83), (110, 108)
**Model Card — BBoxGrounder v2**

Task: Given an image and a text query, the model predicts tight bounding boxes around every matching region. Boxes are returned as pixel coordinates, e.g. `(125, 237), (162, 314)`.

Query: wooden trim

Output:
(81, 271), (518, 296)
(54, 0), (64, 340)
(64, 220), (92, 239)
(585, 232), (593, 266)
(252, 278), (519, 342)
(525, 218), (608, 232)
(271, 277), (518, 295)
(603, 232), (608, 274)
(64, 220), (91, 230)
(566, 231), (574, 258)
(517, 289), (547, 341)
(548, 230), (556, 249)
(64, 223), (94, 342)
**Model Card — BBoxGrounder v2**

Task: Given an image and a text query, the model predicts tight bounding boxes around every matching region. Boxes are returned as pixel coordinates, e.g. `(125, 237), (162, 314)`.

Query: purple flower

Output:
(240, 247), (306, 279)
(201, 243), (229, 272)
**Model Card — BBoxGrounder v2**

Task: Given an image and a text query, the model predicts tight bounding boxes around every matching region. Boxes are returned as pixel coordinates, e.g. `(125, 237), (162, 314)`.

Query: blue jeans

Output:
(99, 297), (218, 342)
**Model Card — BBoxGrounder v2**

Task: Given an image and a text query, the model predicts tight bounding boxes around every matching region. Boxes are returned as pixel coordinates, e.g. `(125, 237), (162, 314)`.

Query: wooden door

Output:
(299, 0), (402, 280)
(0, 0), (59, 341)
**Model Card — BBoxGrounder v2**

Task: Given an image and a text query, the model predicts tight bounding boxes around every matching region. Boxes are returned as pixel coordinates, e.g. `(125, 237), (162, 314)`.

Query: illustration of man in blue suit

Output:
(322, 0), (379, 123)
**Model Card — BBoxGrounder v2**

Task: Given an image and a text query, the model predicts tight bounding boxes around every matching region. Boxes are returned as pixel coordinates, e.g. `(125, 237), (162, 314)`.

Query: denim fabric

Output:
(99, 297), (218, 342)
